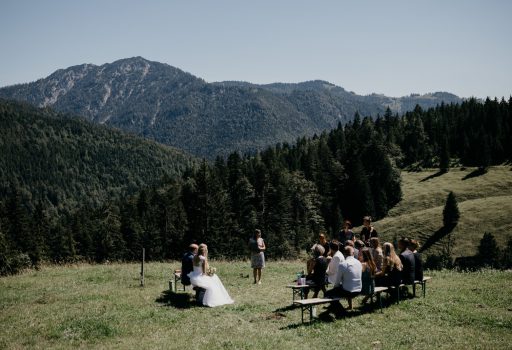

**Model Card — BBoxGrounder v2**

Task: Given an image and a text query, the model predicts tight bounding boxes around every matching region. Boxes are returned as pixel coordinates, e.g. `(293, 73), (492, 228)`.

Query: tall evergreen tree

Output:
(439, 136), (450, 173)
(29, 201), (48, 266)
(342, 157), (375, 225)
(443, 191), (460, 228)
(5, 187), (30, 255)
(477, 232), (499, 267)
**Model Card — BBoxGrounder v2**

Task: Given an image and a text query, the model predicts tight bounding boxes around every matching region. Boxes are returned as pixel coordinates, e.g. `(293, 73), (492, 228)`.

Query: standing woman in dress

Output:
(249, 229), (266, 284)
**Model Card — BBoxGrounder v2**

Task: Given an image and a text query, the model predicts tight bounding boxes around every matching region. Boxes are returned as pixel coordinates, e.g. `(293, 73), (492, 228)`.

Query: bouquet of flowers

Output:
(207, 266), (217, 276)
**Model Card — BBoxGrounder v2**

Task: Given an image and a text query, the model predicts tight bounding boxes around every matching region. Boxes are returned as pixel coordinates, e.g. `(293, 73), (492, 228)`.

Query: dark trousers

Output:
(324, 286), (360, 314)
(325, 286), (360, 299)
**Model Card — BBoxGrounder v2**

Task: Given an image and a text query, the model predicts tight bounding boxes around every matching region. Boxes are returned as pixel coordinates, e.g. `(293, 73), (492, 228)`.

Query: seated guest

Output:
(325, 246), (362, 313)
(360, 248), (376, 304)
(304, 244), (328, 298)
(370, 237), (384, 272)
(181, 243), (198, 286)
(318, 233), (330, 257)
(398, 237), (416, 285)
(354, 239), (365, 262)
(375, 242), (403, 287)
(326, 240), (344, 285)
(345, 240), (354, 248)
(410, 239), (423, 282)
(339, 220), (355, 244)
(345, 240), (359, 262)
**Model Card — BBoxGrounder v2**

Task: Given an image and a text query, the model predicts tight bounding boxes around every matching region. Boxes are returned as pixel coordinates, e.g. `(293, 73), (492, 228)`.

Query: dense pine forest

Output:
(1, 97), (511, 275)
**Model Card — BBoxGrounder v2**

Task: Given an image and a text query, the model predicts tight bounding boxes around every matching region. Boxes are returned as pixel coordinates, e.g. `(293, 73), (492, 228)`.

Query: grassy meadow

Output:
(1, 261), (511, 350)
(374, 166), (512, 257)
(2, 166), (512, 349)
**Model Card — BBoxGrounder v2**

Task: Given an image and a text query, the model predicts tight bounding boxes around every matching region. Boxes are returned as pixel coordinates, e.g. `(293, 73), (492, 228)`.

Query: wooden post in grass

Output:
(140, 248), (145, 287)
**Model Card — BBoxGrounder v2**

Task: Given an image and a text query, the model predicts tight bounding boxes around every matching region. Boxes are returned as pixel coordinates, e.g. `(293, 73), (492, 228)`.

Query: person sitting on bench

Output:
(324, 246), (362, 315)
(375, 242), (403, 288)
(326, 240), (344, 285)
(410, 239), (423, 282)
(304, 243), (328, 298)
(181, 243), (198, 287)
(398, 237), (416, 285)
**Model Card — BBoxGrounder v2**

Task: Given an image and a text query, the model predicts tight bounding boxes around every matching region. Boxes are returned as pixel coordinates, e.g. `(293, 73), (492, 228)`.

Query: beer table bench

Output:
(293, 297), (341, 323)
(382, 276), (433, 304)
(171, 269), (185, 292)
(413, 276), (432, 297)
(286, 284), (316, 301)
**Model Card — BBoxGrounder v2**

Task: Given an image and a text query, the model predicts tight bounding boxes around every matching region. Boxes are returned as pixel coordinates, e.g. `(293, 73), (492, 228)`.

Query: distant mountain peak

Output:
(0, 57), (462, 158)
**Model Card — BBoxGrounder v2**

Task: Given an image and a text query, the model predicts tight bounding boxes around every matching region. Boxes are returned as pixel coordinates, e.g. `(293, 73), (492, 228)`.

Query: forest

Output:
(1, 97), (511, 275)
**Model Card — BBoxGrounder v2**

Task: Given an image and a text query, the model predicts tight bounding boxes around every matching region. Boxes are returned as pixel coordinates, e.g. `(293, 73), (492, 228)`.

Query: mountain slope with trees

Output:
(376, 167), (512, 261)
(0, 99), (195, 213)
(0, 57), (462, 158)
(1, 86), (510, 275)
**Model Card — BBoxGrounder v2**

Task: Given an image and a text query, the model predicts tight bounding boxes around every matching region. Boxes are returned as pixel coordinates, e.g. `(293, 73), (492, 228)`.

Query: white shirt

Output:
(335, 255), (362, 293)
(327, 250), (345, 284)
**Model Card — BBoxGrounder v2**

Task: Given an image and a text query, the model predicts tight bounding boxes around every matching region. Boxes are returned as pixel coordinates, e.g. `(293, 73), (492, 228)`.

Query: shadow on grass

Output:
(419, 224), (456, 253)
(279, 298), (395, 328)
(155, 290), (196, 309)
(420, 170), (446, 182)
(273, 304), (299, 313)
(462, 167), (487, 180)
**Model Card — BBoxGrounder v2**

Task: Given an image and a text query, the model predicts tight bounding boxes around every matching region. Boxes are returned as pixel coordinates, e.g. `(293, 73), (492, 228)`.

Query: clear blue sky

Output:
(1, 0), (510, 98)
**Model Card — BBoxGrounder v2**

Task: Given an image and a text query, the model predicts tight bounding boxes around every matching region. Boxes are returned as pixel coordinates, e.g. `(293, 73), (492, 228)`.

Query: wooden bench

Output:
(380, 276), (433, 305)
(292, 277), (432, 322)
(293, 297), (341, 323)
(413, 276), (432, 298)
(171, 269), (185, 292)
(386, 283), (407, 304)
(370, 286), (389, 313)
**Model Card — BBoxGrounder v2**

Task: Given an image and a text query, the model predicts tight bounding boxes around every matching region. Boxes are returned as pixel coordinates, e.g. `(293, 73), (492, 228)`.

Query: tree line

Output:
(1, 97), (511, 275)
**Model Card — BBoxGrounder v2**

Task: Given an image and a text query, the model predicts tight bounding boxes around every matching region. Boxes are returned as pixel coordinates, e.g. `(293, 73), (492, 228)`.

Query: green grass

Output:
(1, 261), (511, 349)
(374, 166), (512, 257)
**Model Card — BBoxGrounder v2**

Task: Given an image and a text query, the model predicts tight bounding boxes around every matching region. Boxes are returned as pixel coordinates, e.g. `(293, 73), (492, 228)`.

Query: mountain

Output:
(0, 57), (463, 158)
(0, 98), (195, 212)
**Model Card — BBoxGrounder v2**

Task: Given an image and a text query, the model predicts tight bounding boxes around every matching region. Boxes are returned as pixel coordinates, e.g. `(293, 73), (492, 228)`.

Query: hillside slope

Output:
(374, 166), (512, 257)
(0, 57), (462, 158)
(0, 99), (195, 212)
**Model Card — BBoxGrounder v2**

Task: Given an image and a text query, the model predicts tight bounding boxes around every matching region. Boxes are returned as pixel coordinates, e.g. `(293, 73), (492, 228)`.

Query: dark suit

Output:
(413, 252), (423, 281)
(181, 251), (194, 286)
(399, 249), (416, 284)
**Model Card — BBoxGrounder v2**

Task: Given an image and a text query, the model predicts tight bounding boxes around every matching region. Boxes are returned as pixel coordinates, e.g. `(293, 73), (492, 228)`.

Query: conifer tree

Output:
(342, 157), (375, 225)
(478, 232), (499, 267)
(439, 137), (450, 173)
(0, 228), (10, 275)
(443, 191), (460, 228)
(6, 187), (30, 255)
(501, 236), (512, 269)
(29, 202), (48, 266)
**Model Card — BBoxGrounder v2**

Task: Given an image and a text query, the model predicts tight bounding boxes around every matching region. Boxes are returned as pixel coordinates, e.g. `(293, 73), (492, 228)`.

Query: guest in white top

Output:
(326, 240), (345, 285)
(324, 246), (362, 314)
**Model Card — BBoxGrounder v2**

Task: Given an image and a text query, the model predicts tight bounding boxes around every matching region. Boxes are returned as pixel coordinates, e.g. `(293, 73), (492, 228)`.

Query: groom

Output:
(181, 243), (198, 286)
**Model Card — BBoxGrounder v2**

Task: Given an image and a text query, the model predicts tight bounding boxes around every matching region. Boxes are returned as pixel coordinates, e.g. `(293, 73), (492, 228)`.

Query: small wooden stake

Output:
(140, 247), (145, 287)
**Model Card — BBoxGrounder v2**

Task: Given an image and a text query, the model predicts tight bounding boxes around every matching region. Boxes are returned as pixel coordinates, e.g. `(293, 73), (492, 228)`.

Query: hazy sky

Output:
(1, 0), (510, 98)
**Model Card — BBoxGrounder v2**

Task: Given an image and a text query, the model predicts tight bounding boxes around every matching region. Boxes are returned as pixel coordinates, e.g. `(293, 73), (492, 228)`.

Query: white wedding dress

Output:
(188, 256), (234, 307)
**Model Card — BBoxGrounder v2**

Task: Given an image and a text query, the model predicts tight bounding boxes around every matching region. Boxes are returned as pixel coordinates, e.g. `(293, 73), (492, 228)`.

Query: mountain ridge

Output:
(0, 57), (463, 158)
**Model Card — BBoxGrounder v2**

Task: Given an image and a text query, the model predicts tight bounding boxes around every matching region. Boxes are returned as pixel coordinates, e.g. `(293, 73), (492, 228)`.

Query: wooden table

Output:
(286, 284), (314, 301)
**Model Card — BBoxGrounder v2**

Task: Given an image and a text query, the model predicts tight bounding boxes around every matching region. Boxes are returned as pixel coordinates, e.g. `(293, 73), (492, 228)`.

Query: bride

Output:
(188, 244), (234, 307)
